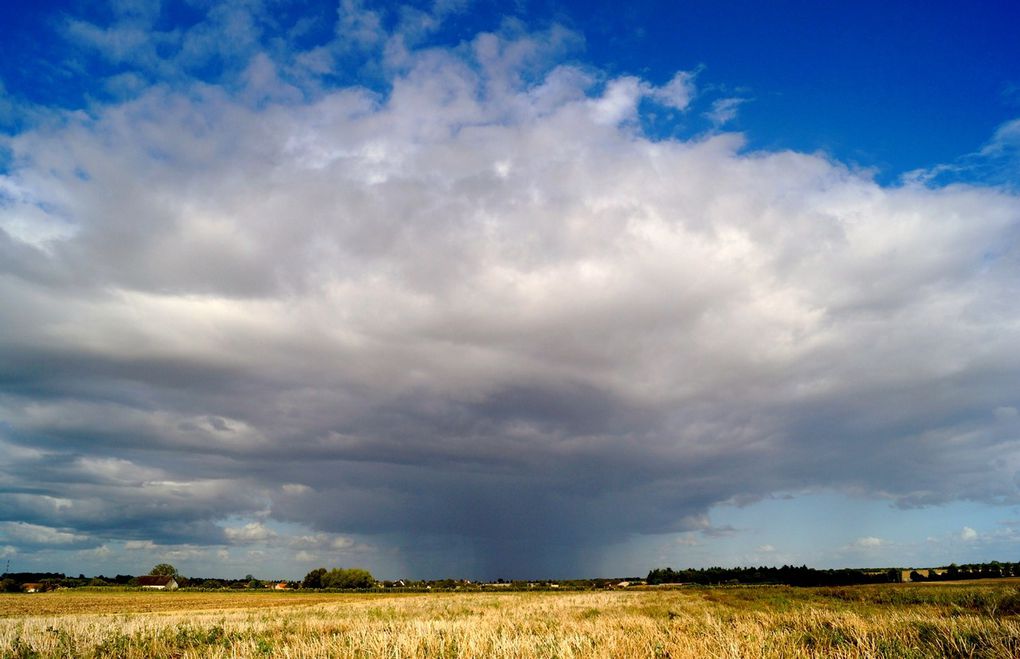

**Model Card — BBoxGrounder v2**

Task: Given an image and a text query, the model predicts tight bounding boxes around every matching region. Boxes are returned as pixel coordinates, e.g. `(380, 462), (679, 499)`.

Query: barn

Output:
(137, 575), (179, 590)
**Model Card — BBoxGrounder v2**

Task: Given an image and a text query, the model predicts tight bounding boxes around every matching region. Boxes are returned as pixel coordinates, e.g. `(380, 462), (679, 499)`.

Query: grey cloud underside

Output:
(2, 29), (1020, 576)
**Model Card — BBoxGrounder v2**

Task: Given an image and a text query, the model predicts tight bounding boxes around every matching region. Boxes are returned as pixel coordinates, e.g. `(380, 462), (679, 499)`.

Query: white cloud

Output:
(337, 0), (384, 48)
(0, 522), (92, 546)
(224, 522), (277, 544)
(961, 526), (979, 541)
(291, 533), (356, 551)
(705, 97), (746, 126)
(756, 544), (776, 552)
(589, 70), (697, 125)
(649, 71), (697, 111)
(981, 118), (1020, 156)
(589, 76), (645, 124)
(81, 544), (112, 558)
(904, 115), (1020, 186)
(853, 536), (884, 548)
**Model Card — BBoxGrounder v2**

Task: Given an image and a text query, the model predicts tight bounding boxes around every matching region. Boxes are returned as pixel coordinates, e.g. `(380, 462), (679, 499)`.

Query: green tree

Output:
(302, 567), (327, 589)
(321, 567), (375, 589)
(149, 563), (178, 577)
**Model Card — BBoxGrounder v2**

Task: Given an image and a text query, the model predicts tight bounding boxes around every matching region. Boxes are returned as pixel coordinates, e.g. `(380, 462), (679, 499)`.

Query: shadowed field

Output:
(3, 584), (1020, 657)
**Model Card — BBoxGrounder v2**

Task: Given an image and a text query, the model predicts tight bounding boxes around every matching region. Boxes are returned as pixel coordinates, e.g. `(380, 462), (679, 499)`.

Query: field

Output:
(3, 583), (1020, 657)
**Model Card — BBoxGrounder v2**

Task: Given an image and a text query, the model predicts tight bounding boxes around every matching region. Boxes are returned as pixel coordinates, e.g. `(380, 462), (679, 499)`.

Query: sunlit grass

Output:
(2, 584), (1020, 657)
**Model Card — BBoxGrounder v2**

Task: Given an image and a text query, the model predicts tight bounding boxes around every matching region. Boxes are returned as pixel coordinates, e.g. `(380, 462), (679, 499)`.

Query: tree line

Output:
(646, 565), (901, 587)
(1, 563), (376, 592)
(909, 561), (1020, 582)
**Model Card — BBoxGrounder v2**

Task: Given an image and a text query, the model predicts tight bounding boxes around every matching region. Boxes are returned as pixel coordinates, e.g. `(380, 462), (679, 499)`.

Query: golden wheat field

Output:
(3, 584), (1020, 658)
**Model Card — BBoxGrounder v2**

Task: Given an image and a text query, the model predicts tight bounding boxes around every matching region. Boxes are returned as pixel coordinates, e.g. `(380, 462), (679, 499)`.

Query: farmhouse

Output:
(273, 582), (289, 590)
(21, 583), (44, 593)
(137, 575), (179, 590)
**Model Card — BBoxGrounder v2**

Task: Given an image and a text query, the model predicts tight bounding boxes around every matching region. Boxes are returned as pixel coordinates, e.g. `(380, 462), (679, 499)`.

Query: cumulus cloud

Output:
(589, 71), (697, 125)
(961, 527), (979, 541)
(0, 522), (94, 548)
(224, 522), (277, 544)
(649, 71), (697, 111)
(1, 2), (1020, 578)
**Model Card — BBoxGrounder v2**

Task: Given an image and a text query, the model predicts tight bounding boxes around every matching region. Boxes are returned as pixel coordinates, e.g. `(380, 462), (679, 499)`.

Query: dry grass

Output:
(0, 590), (342, 618)
(2, 584), (1020, 657)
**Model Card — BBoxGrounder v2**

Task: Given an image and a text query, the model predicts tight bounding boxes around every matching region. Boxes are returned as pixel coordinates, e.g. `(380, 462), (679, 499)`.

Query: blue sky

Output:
(4, 0), (1019, 177)
(1, 0), (1020, 580)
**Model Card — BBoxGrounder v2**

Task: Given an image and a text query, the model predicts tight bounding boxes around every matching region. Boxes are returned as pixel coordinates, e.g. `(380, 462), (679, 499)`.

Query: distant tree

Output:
(338, 568), (375, 589)
(319, 567), (375, 589)
(149, 564), (179, 577)
(321, 568), (344, 589)
(302, 568), (327, 589)
(1, 578), (20, 593)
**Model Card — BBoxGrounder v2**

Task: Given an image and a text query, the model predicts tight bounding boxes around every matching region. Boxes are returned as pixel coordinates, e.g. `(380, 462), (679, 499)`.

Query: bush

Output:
(304, 566), (375, 589)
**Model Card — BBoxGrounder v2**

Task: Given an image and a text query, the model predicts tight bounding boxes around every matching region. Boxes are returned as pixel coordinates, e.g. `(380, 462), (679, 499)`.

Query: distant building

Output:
(273, 582), (289, 590)
(22, 583), (44, 593)
(137, 575), (179, 590)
